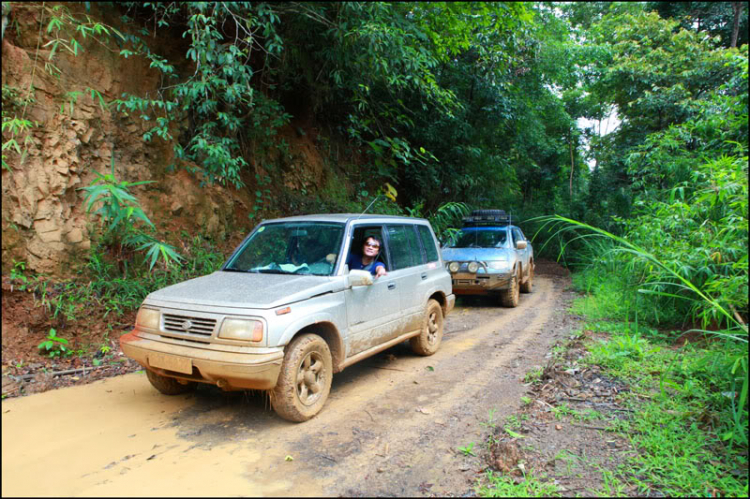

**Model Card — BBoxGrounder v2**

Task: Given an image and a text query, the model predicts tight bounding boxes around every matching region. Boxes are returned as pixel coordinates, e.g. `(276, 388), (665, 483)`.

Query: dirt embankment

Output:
(2, 3), (332, 278)
(3, 266), (584, 497)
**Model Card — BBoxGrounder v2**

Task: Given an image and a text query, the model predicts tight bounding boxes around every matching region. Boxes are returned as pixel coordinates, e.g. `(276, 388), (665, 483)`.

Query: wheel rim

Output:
(296, 351), (325, 406)
(514, 273), (520, 300)
(426, 308), (440, 345)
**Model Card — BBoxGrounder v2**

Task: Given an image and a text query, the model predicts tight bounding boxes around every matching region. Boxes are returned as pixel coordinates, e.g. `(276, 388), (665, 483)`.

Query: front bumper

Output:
(120, 330), (284, 390)
(450, 272), (512, 295)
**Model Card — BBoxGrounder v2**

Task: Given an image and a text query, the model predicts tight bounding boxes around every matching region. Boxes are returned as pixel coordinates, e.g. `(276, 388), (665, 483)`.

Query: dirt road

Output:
(2, 265), (576, 497)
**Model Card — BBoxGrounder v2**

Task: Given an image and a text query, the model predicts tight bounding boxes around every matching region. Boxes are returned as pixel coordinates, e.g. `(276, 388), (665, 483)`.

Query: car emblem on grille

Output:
(180, 320), (193, 331)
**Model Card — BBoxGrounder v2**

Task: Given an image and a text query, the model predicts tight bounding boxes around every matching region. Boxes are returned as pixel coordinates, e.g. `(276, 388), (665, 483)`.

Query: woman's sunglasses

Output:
(364, 242), (380, 249)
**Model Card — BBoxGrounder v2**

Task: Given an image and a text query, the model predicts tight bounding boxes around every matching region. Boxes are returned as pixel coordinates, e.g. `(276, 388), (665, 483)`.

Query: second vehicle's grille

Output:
(162, 314), (216, 338)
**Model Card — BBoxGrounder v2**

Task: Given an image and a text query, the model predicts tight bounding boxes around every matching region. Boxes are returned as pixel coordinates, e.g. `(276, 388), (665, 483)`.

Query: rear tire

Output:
(520, 262), (534, 293)
(410, 299), (444, 356)
(146, 369), (196, 395)
(271, 334), (333, 422)
(500, 267), (520, 308)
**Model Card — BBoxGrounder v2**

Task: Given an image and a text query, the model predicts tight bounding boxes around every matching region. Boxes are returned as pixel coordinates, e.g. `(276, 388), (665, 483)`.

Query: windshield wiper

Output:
(254, 268), (292, 274)
(223, 268), (251, 273)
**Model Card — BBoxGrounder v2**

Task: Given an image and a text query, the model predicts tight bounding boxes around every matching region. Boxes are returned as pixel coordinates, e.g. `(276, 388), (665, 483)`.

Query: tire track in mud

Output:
(284, 277), (565, 496)
(1, 274), (574, 497)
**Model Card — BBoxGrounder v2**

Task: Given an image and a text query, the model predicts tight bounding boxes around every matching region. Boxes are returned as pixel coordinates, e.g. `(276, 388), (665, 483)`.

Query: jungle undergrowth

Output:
(476, 292), (747, 497)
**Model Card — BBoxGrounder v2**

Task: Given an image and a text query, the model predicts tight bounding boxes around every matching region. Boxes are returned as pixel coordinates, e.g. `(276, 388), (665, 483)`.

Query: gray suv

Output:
(441, 210), (534, 307)
(121, 214), (454, 421)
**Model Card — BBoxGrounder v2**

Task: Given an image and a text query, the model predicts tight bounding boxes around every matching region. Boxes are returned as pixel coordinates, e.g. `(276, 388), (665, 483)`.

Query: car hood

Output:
(145, 271), (340, 310)
(441, 247), (513, 262)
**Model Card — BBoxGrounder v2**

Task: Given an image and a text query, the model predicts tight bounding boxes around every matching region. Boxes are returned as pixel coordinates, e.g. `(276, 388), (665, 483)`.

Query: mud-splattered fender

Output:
(275, 293), (347, 365)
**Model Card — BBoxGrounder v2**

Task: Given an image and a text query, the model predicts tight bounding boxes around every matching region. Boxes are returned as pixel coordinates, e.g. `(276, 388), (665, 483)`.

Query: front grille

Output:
(162, 313), (217, 340)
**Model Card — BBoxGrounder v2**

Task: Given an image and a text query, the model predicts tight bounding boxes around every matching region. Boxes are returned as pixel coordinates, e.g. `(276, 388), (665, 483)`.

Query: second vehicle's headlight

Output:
(488, 261), (510, 271)
(448, 262), (460, 273)
(136, 307), (160, 330)
(219, 319), (264, 342)
(467, 262), (479, 273)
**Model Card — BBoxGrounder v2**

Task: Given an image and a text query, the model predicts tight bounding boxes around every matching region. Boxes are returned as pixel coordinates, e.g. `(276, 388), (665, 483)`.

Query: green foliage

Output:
(477, 469), (560, 497)
(577, 321), (748, 495)
(37, 328), (71, 358)
(523, 366), (543, 384)
(458, 442), (476, 457)
(544, 213), (748, 449)
(551, 403), (575, 421)
(405, 201), (470, 242)
(9, 259), (29, 290)
(79, 154), (182, 271)
(8, 234), (224, 323)
(648, 2), (749, 49)
(111, 2), (291, 188)
(589, 327), (662, 368)
(479, 408), (499, 429)
(1, 85), (37, 171)
(542, 207), (747, 332)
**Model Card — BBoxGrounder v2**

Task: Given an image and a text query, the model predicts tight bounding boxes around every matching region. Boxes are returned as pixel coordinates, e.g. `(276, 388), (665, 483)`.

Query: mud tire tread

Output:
(410, 299), (444, 356)
(500, 268), (521, 308)
(271, 334), (333, 423)
(145, 369), (196, 395)
(520, 261), (534, 293)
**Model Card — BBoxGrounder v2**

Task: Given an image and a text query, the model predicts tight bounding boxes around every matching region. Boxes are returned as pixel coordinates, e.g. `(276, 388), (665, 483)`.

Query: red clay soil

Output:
(1, 275), (140, 398)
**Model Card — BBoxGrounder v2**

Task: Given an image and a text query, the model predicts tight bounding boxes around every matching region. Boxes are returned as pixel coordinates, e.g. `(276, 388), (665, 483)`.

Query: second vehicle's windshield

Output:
(224, 222), (345, 276)
(446, 228), (509, 248)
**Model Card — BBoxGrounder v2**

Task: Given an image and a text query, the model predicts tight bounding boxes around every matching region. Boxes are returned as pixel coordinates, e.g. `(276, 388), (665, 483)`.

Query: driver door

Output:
(343, 225), (400, 356)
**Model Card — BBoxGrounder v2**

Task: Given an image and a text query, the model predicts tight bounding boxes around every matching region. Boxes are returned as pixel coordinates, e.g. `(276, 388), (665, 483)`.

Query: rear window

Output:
(418, 225), (439, 262)
(387, 225), (420, 270)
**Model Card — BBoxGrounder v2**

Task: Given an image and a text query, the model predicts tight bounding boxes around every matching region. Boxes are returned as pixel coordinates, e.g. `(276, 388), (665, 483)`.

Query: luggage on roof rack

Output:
(462, 209), (513, 226)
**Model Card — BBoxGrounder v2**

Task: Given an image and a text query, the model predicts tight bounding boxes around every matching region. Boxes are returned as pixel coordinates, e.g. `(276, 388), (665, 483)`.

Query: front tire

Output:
(410, 299), (444, 356)
(500, 267), (520, 308)
(145, 369), (196, 395)
(271, 334), (333, 422)
(520, 261), (534, 293)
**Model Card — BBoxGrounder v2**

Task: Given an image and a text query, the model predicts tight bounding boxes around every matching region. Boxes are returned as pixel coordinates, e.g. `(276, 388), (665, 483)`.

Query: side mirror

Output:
(516, 240), (527, 250)
(347, 269), (373, 288)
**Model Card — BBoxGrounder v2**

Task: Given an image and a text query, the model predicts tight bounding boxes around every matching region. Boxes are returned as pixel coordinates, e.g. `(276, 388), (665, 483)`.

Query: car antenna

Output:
(356, 194), (382, 220)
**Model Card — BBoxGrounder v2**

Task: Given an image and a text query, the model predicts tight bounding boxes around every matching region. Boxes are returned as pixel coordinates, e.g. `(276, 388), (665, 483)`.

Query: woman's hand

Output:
(375, 265), (387, 278)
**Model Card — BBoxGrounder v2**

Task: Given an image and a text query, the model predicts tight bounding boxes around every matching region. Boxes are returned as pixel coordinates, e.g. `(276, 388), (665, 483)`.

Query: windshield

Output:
(446, 228), (509, 249)
(224, 222), (345, 276)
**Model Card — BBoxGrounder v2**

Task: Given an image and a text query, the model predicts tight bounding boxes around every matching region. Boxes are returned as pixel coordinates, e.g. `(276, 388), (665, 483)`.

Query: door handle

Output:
(388, 282), (396, 290)
(421, 273), (428, 280)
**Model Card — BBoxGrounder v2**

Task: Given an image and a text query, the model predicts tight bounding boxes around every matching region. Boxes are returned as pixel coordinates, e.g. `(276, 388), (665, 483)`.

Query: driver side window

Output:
(349, 226), (389, 270)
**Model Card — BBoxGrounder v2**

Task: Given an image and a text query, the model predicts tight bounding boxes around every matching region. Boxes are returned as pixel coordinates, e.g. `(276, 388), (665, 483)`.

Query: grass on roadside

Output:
(9, 233), (225, 323)
(7, 234), (226, 362)
(477, 468), (560, 497)
(581, 320), (748, 497)
(476, 320), (748, 498)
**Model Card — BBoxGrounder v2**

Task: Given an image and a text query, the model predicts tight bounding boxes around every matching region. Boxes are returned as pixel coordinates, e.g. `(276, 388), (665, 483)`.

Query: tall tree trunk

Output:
(731, 2), (742, 48)
(568, 129), (575, 199)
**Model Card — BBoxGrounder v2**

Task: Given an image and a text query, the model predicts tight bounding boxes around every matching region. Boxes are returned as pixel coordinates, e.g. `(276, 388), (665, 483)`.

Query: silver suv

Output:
(120, 214), (454, 421)
(441, 210), (534, 307)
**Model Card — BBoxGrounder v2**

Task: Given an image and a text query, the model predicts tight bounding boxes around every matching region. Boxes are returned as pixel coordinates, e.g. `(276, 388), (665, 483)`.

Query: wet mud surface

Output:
(2, 263), (581, 497)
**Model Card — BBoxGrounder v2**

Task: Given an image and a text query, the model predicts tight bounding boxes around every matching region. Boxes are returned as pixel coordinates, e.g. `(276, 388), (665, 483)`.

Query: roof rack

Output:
(462, 210), (514, 226)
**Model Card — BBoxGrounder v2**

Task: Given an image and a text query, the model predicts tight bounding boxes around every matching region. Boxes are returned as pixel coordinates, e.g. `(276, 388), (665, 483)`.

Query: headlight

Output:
(219, 318), (264, 342)
(467, 262), (479, 273)
(136, 307), (160, 330)
(488, 261), (510, 271)
(448, 262), (460, 273)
